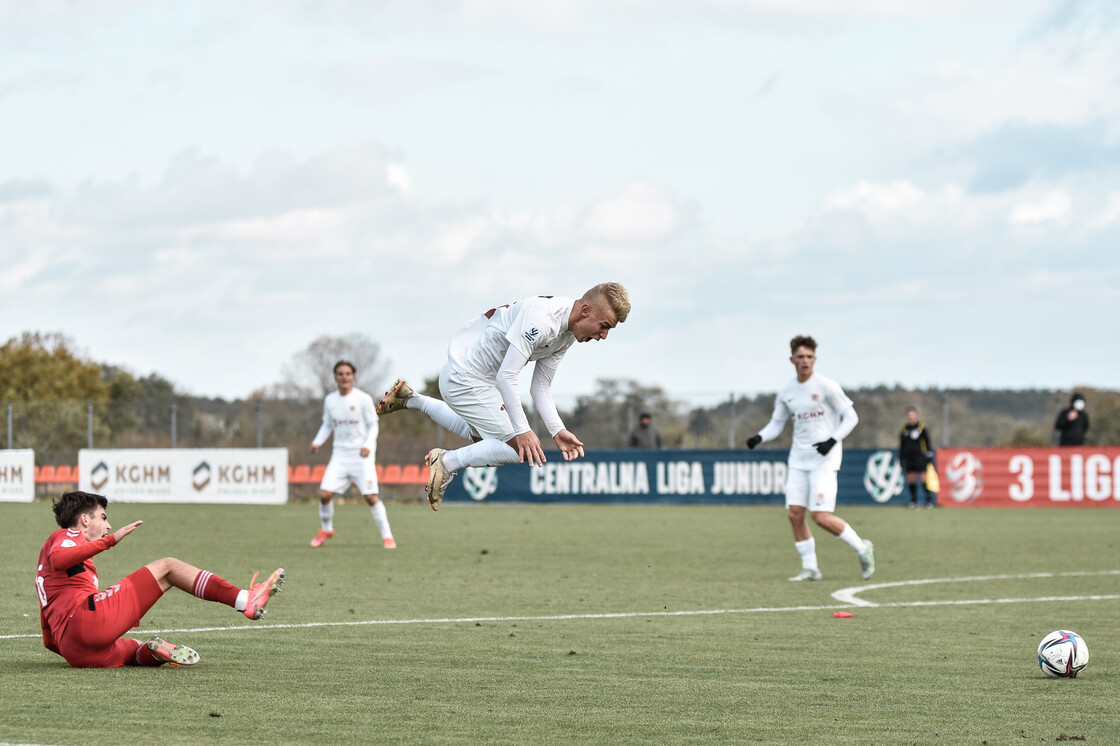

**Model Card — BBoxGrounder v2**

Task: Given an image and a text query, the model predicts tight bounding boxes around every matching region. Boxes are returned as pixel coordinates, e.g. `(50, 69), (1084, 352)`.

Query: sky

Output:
(2, 0), (1118, 409)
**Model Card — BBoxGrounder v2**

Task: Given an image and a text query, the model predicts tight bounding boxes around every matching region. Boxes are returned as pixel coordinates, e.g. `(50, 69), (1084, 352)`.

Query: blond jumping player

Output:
(376, 283), (630, 510)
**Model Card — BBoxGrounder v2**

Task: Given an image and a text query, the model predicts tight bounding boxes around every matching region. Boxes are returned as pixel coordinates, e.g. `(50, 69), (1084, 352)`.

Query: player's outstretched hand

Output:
(746, 435), (762, 449)
(813, 438), (837, 456)
(113, 520), (143, 544)
(554, 430), (585, 461)
(513, 430), (547, 467)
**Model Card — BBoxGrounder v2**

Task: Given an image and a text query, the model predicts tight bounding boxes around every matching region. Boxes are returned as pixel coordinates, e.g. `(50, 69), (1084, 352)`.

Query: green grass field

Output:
(2, 500), (1119, 745)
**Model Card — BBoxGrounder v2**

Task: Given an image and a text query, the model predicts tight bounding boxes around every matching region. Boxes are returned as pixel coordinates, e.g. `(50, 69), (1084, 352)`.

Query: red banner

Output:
(939, 447), (1120, 507)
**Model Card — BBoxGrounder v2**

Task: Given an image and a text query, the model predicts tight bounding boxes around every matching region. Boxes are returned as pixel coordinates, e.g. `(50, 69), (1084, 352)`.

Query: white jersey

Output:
(769, 373), (854, 471)
(446, 295), (576, 380)
(312, 389), (379, 454)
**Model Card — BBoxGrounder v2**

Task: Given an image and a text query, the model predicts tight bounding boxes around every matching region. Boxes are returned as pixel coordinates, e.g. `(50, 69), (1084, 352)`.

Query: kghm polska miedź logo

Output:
(192, 461), (211, 491)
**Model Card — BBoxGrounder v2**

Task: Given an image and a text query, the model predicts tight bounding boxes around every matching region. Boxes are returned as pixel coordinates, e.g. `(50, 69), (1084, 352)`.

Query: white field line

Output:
(3, 571), (1118, 642)
(831, 569), (1120, 607)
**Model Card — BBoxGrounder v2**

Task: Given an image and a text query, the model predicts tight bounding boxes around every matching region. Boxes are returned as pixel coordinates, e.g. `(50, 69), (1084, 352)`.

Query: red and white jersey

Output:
(447, 295), (575, 380)
(312, 389), (379, 453)
(770, 373), (854, 470)
(36, 528), (114, 648)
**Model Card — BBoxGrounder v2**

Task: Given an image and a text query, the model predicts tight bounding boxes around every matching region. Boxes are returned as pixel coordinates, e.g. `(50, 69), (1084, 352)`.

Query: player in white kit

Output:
(375, 282), (631, 510)
(746, 335), (874, 581)
(309, 360), (396, 548)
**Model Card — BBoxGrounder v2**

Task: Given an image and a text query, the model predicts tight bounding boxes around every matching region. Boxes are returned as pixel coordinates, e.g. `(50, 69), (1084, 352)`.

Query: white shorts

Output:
(784, 466), (838, 512)
(320, 452), (379, 495)
(439, 364), (515, 443)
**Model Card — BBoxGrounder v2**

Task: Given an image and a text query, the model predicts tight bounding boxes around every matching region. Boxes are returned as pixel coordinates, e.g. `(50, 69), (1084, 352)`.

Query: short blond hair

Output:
(583, 282), (630, 323)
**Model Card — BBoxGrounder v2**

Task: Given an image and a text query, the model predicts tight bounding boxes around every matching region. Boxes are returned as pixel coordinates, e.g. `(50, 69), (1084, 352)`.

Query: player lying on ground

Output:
(377, 282), (630, 510)
(36, 490), (285, 668)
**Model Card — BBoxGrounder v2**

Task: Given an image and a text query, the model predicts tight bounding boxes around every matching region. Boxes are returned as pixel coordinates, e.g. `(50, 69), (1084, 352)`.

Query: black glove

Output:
(746, 435), (762, 449)
(813, 438), (837, 456)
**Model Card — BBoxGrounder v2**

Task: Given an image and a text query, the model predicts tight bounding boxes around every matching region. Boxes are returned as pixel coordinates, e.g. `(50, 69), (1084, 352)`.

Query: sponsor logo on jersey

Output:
(523, 327), (541, 344)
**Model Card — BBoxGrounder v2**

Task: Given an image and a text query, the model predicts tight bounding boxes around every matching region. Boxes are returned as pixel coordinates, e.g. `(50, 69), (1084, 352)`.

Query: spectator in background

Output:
(899, 406), (936, 509)
(1054, 392), (1090, 446)
(628, 412), (664, 449)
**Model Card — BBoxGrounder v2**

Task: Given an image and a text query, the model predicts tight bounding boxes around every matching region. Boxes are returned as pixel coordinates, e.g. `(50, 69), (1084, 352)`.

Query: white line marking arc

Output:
(3, 570), (1117, 641)
(832, 569), (1120, 607)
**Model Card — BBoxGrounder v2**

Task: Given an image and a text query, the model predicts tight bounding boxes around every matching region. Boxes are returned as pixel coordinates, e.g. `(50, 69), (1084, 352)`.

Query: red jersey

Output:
(35, 528), (117, 653)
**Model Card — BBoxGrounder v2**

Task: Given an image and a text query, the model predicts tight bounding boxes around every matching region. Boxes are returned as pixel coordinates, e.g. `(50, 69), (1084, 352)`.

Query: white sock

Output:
(369, 500), (392, 540)
(836, 525), (867, 554)
(795, 538), (819, 570)
(319, 500), (334, 532)
(234, 589), (248, 611)
(442, 439), (520, 472)
(409, 394), (474, 440)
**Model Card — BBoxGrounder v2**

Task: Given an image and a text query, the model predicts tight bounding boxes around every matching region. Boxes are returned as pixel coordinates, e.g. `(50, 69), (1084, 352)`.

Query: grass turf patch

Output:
(1, 501), (1118, 744)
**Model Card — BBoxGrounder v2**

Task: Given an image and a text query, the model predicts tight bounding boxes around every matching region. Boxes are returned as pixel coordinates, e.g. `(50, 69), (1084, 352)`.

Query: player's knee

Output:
(146, 557), (177, 578)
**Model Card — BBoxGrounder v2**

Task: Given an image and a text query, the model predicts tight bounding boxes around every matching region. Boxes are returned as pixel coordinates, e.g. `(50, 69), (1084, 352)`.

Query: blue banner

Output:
(443, 448), (908, 506)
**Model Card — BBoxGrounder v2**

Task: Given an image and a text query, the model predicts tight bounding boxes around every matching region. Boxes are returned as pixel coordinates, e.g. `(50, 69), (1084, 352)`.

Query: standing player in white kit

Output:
(309, 360), (396, 549)
(746, 335), (874, 581)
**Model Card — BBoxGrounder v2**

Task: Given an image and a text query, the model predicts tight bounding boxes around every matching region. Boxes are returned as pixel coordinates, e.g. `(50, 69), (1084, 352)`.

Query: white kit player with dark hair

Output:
(309, 360), (395, 549)
(746, 335), (874, 581)
(376, 282), (631, 510)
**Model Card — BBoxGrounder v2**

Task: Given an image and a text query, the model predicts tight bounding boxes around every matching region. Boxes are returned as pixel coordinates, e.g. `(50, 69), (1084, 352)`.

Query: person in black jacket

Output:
(1054, 392), (1090, 446)
(899, 406), (936, 508)
(628, 412), (664, 449)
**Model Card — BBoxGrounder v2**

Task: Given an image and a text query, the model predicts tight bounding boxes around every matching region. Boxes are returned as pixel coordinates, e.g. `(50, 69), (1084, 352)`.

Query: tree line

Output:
(4, 331), (1118, 467)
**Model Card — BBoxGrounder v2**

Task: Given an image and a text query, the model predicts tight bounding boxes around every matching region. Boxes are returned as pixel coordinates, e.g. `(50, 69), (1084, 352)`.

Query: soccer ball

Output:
(1037, 630), (1089, 678)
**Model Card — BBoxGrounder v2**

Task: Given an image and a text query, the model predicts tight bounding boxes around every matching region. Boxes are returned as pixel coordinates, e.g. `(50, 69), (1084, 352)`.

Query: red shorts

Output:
(56, 566), (165, 668)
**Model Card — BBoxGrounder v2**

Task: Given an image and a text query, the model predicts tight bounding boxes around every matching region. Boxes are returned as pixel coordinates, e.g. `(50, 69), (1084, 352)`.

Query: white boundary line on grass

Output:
(3, 570), (1118, 641)
(831, 569), (1120, 607)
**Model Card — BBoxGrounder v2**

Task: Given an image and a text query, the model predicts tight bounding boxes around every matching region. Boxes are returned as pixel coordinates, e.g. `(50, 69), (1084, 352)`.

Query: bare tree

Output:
(279, 334), (390, 399)
(562, 379), (685, 448)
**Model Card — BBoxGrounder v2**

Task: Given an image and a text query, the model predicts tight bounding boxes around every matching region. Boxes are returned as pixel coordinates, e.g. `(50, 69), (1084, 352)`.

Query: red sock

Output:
(191, 570), (240, 608)
(131, 639), (160, 667)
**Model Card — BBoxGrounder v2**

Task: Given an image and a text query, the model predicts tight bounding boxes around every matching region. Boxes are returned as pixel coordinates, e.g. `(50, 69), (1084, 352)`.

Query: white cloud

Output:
(583, 182), (682, 242)
(3, 1), (1120, 400)
(1088, 192), (1120, 229)
(386, 163), (412, 195)
(1008, 190), (1071, 224)
(823, 180), (925, 215)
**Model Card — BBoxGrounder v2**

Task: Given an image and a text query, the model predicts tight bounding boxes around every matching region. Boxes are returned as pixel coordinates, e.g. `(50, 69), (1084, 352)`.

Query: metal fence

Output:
(5, 387), (1074, 467)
